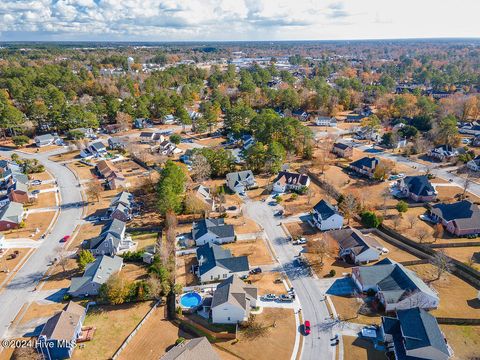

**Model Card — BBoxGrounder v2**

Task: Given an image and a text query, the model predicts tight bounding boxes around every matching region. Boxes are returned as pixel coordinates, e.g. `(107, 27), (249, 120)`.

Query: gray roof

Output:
(69, 255), (123, 294)
(0, 202), (24, 223)
(160, 337), (220, 360)
(192, 218), (234, 240)
(87, 218), (125, 250)
(40, 301), (85, 341)
(313, 199), (338, 221)
(226, 170), (255, 190)
(196, 243), (249, 276)
(211, 275), (257, 310)
(193, 185), (213, 206)
(333, 142), (351, 150)
(90, 141), (106, 152)
(431, 200), (480, 231)
(111, 191), (133, 208)
(349, 156), (379, 171)
(355, 258), (438, 304)
(35, 134), (54, 142)
(383, 308), (449, 358)
(327, 227), (380, 256)
(402, 176), (435, 197)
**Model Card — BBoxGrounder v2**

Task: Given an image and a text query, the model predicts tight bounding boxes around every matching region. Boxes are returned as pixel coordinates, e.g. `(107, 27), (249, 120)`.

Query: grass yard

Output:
(406, 264), (480, 319)
(176, 254), (197, 287)
(68, 161), (95, 181)
(18, 302), (66, 325)
(248, 272), (286, 295)
(343, 336), (386, 360)
(435, 185), (480, 203)
(361, 233), (420, 263)
(49, 150), (81, 162)
(218, 308), (295, 360)
(330, 295), (381, 325)
(122, 263), (149, 282)
(41, 258), (81, 291)
(28, 171), (54, 182)
(443, 247), (480, 271)
(27, 191), (57, 209)
(72, 302), (153, 360)
(4, 211), (55, 240)
(440, 325), (480, 360)
(223, 239), (274, 266)
(118, 305), (190, 360)
(131, 232), (158, 252)
(228, 217), (261, 235)
(0, 248), (30, 288)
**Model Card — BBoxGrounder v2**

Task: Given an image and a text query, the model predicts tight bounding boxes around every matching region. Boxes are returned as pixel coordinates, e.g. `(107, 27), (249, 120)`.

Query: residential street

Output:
(243, 198), (335, 360)
(0, 147), (84, 340)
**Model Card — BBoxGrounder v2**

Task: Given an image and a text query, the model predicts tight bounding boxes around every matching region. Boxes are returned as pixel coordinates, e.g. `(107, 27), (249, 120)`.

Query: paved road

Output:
(0, 148), (84, 340)
(244, 198), (335, 360)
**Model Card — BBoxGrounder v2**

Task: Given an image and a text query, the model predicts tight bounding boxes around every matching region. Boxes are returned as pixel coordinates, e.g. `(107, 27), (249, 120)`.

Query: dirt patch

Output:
(223, 239), (274, 266)
(118, 305), (190, 360)
(406, 264), (480, 319)
(440, 324), (480, 360)
(343, 335), (386, 360)
(218, 308), (295, 360)
(72, 302), (153, 360)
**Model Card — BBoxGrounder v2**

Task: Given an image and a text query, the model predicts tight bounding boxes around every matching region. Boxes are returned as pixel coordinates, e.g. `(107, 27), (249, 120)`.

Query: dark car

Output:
(274, 210), (284, 217)
(250, 267), (262, 274)
(304, 320), (311, 335)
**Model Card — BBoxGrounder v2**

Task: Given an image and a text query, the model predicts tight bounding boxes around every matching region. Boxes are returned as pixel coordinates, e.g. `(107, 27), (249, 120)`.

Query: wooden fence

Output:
(177, 315), (237, 341)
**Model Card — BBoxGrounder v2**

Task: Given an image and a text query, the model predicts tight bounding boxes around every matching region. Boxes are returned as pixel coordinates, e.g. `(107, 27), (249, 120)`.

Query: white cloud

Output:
(0, 0), (478, 41)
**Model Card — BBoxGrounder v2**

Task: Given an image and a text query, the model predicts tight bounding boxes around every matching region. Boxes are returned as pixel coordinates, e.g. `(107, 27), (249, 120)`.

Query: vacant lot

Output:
(407, 264), (480, 319)
(118, 306), (190, 360)
(223, 239), (274, 266)
(248, 271), (286, 296)
(72, 302), (153, 360)
(440, 324), (480, 360)
(343, 335), (386, 360)
(218, 308), (295, 360)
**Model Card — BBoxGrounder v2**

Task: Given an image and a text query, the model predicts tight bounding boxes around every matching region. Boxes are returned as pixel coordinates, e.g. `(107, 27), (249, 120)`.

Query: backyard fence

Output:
(110, 300), (161, 360)
(177, 315), (237, 341)
(429, 242), (480, 248)
(436, 317), (480, 325)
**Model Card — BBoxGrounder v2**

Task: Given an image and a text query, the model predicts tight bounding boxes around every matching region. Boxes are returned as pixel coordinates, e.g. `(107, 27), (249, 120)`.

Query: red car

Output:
(60, 235), (70, 243)
(304, 320), (311, 335)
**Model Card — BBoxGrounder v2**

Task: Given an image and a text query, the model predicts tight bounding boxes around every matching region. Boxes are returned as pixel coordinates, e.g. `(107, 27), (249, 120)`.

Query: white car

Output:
(261, 294), (277, 301)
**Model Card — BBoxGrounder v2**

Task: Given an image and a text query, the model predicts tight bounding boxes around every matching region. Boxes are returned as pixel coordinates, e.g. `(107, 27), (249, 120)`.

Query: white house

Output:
(272, 171), (310, 193)
(211, 275), (257, 324)
(352, 258), (439, 311)
(326, 227), (381, 264)
(34, 134), (55, 147)
(311, 199), (343, 231)
(196, 243), (249, 283)
(315, 116), (337, 127)
(192, 218), (235, 246)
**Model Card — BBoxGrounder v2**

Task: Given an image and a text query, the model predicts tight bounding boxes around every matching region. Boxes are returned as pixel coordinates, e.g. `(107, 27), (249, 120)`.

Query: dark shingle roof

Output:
(313, 199), (337, 220)
(349, 156), (379, 170)
(192, 218), (234, 240)
(211, 275), (257, 309)
(196, 243), (249, 276)
(328, 227), (380, 256)
(274, 171), (310, 187)
(403, 176), (435, 197)
(160, 337), (220, 360)
(333, 142), (350, 150)
(431, 200), (480, 231)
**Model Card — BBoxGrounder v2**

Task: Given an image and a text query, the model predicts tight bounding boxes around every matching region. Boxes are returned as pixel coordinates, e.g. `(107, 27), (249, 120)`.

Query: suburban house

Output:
(108, 137), (128, 150)
(133, 118), (152, 129)
(157, 140), (180, 156)
(0, 202), (24, 230)
(139, 131), (164, 144)
(192, 184), (215, 211)
(380, 308), (452, 360)
(326, 227), (381, 264)
(348, 156), (380, 179)
(83, 219), (133, 256)
(467, 155), (480, 172)
(427, 145), (459, 161)
(68, 255), (123, 297)
(315, 116), (337, 127)
(107, 191), (134, 222)
(71, 127), (96, 139)
(80, 141), (107, 158)
(332, 142), (353, 159)
(38, 302), (86, 360)
(472, 135), (480, 147)
(311, 199), (344, 231)
(0, 160), (23, 188)
(291, 109), (309, 121)
(397, 175), (437, 202)
(163, 114), (176, 124)
(160, 337), (220, 360)
(192, 218), (235, 246)
(34, 134), (55, 147)
(211, 275), (258, 324)
(196, 243), (249, 283)
(95, 160), (127, 190)
(430, 200), (480, 236)
(240, 134), (255, 150)
(458, 121), (480, 136)
(226, 170), (256, 194)
(272, 171), (310, 193)
(7, 180), (30, 204)
(352, 258), (439, 311)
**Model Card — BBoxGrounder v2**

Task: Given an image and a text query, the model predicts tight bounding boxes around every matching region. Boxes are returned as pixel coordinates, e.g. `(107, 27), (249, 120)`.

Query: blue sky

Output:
(0, 0), (479, 41)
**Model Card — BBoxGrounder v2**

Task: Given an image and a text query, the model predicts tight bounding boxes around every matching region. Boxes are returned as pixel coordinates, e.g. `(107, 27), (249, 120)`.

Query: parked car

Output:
(227, 206), (237, 211)
(31, 180), (42, 185)
(278, 294), (294, 302)
(60, 235), (70, 243)
(31, 190), (40, 195)
(250, 267), (262, 275)
(304, 320), (311, 335)
(261, 294), (277, 301)
(274, 210), (284, 217)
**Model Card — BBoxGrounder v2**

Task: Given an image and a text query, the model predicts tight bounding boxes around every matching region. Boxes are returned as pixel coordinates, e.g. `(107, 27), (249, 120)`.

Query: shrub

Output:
(12, 135), (30, 147)
(329, 269), (336, 277)
(396, 200), (409, 214)
(170, 134), (182, 145)
(120, 250), (144, 262)
(360, 211), (383, 228)
(175, 337), (186, 345)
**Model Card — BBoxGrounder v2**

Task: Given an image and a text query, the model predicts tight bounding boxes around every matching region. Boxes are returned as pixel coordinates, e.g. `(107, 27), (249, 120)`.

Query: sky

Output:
(0, 0), (479, 42)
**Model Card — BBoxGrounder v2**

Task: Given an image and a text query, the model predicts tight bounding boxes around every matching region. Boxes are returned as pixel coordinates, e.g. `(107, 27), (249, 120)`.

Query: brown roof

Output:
(40, 301), (85, 341)
(96, 160), (118, 178)
(160, 337), (220, 360)
(327, 227), (381, 256)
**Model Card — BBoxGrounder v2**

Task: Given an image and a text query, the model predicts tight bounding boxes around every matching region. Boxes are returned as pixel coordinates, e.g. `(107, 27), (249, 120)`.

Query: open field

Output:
(118, 305), (190, 360)
(343, 335), (386, 360)
(407, 264), (480, 319)
(440, 324), (480, 360)
(218, 308), (295, 360)
(72, 302), (153, 360)
(223, 239), (274, 266)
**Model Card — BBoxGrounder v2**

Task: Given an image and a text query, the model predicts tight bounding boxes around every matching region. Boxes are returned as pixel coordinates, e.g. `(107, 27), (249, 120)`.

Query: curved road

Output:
(0, 148), (84, 340)
(244, 199), (335, 360)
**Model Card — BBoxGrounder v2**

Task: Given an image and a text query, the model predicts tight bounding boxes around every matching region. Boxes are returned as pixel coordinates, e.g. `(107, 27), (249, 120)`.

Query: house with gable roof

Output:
(226, 170), (256, 194)
(348, 156), (380, 179)
(83, 218), (134, 256)
(311, 199), (343, 231)
(196, 243), (249, 283)
(397, 175), (437, 202)
(326, 227), (381, 264)
(192, 218), (235, 246)
(272, 171), (310, 193)
(430, 200), (480, 236)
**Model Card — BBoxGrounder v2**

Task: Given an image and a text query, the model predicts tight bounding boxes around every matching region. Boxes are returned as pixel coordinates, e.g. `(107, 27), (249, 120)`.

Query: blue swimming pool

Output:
(180, 292), (202, 308)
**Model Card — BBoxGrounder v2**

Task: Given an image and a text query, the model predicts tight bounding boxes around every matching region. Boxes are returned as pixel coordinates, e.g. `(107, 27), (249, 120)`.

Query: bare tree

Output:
(316, 136), (334, 175)
(116, 111), (133, 130)
(415, 227), (431, 243)
(190, 154), (211, 182)
(380, 188), (391, 217)
(241, 315), (271, 340)
(306, 188), (315, 205)
(430, 250), (454, 280)
(392, 215), (402, 230)
(432, 223), (444, 243)
(307, 235), (338, 270)
(406, 214), (418, 229)
(85, 180), (103, 203)
(461, 172), (472, 200)
(56, 246), (70, 272)
(339, 193), (359, 225)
